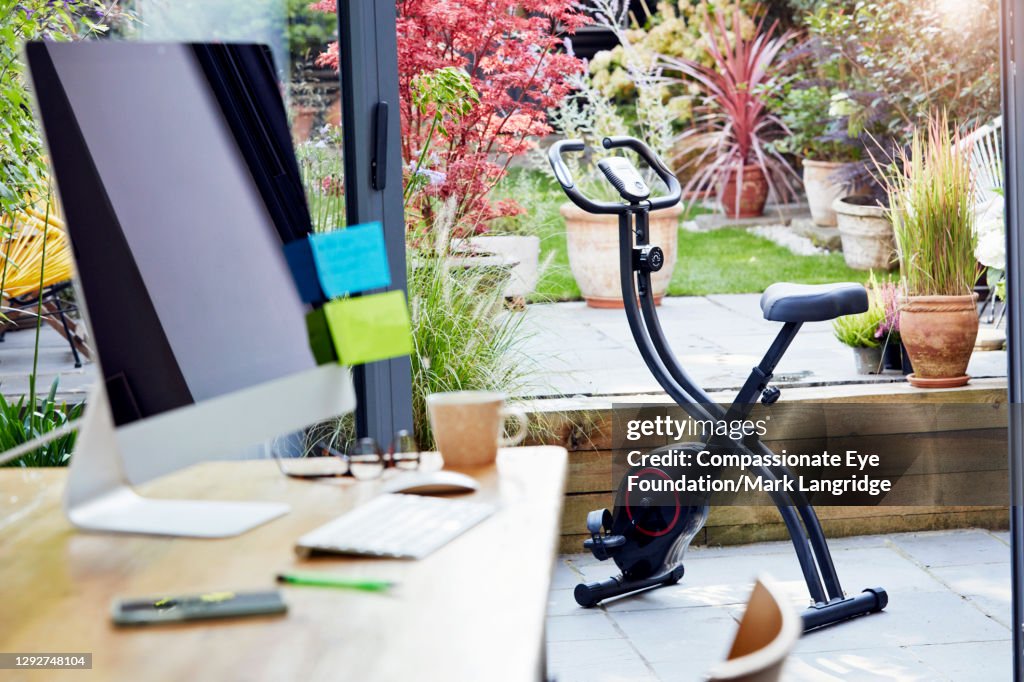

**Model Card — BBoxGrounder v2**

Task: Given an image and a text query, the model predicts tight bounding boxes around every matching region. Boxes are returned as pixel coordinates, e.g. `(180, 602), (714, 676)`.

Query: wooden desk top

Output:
(0, 446), (568, 682)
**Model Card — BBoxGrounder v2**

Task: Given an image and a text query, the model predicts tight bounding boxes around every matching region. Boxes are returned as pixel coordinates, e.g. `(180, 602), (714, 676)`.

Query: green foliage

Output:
(587, 0), (760, 110)
(770, 85), (860, 162)
(0, 1), (118, 221)
(286, 0), (337, 67)
(0, 377), (83, 467)
(407, 201), (532, 449)
(404, 67), (479, 210)
(805, 0), (999, 141)
(295, 124), (346, 233)
(883, 113), (978, 297)
(832, 304), (884, 348)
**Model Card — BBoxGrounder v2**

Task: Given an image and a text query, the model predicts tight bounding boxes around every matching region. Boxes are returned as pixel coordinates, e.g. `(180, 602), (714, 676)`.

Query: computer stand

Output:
(64, 382), (289, 538)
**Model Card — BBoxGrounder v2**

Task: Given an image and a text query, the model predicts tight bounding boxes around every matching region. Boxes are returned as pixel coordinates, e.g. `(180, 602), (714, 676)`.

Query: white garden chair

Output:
(962, 117), (1005, 326)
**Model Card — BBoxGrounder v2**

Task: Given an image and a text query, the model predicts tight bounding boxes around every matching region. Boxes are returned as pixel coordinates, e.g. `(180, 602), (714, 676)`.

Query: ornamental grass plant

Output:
(883, 112), (977, 297)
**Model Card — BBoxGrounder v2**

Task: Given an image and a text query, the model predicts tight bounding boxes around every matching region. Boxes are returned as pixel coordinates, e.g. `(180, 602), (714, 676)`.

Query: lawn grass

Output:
(669, 228), (872, 295)
(490, 168), (875, 300)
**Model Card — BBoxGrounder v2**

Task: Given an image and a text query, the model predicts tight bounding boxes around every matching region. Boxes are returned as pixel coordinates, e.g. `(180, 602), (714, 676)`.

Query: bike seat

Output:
(759, 282), (868, 322)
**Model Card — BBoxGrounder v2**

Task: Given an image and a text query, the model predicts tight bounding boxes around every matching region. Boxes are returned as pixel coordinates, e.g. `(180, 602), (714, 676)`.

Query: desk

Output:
(0, 446), (567, 681)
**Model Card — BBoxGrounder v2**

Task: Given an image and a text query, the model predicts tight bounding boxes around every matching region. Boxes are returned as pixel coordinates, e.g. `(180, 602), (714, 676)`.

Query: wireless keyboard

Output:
(295, 493), (495, 560)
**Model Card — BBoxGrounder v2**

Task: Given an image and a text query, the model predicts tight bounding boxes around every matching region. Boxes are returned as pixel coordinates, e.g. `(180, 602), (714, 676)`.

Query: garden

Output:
(0, 0), (1006, 458)
(0, 0), (1016, 679)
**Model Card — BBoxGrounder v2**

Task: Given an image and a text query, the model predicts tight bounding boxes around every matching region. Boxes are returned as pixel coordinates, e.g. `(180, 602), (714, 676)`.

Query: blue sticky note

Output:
(283, 238), (326, 304)
(309, 223), (391, 298)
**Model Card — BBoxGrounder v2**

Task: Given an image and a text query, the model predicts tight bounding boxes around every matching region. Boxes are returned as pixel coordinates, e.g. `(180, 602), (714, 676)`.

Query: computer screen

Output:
(27, 42), (316, 427)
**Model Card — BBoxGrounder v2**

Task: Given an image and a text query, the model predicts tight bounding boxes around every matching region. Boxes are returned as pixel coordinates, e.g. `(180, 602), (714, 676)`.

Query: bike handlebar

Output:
(547, 137), (682, 214)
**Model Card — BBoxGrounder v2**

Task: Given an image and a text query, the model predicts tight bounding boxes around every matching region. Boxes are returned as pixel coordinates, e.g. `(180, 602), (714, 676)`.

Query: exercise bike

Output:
(548, 136), (888, 631)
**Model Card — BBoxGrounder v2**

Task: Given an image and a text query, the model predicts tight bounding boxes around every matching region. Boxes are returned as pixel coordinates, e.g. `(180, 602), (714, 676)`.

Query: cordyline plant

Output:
(312, 0), (588, 236)
(882, 112), (977, 297)
(659, 5), (799, 214)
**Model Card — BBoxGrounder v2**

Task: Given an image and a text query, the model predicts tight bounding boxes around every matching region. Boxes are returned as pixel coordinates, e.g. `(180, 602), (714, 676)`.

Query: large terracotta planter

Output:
(560, 202), (682, 308)
(720, 164), (768, 218)
(803, 159), (851, 227)
(899, 294), (979, 388)
(833, 196), (897, 271)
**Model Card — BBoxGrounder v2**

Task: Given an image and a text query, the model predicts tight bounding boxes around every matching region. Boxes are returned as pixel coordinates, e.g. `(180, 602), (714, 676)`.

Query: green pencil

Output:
(276, 571), (395, 592)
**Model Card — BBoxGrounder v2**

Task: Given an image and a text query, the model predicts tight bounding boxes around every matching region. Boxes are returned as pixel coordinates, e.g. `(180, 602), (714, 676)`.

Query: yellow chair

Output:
(707, 576), (802, 682)
(0, 197), (91, 367)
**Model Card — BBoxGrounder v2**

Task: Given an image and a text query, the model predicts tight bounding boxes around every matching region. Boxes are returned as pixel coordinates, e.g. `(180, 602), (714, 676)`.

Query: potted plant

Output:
(882, 113), (978, 388)
(832, 300), (885, 375)
(773, 86), (863, 226)
(665, 7), (800, 218)
(549, 65), (681, 308)
(870, 276), (909, 373)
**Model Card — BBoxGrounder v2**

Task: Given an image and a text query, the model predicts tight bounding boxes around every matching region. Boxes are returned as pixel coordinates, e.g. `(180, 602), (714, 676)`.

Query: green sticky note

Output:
(323, 291), (413, 366)
(305, 308), (337, 364)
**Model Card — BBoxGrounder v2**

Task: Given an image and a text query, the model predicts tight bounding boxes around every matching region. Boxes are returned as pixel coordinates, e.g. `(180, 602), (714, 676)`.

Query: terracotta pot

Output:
(899, 294), (979, 388)
(720, 165), (768, 218)
(833, 196), (897, 271)
(560, 202), (682, 308)
(290, 105), (317, 143)
(803, 159), (852, 227)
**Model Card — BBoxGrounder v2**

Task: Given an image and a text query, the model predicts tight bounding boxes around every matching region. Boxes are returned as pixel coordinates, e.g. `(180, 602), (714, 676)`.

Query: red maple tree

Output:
(311, 0), (588, 235)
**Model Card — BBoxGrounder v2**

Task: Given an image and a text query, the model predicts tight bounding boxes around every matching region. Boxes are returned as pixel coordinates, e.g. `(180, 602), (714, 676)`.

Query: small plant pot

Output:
(899, 294), (979, 388)
(881, 338), (903, 371)
(291, 104), (317, 143)
(833, 196), (897, 271)
(852, 346), (884, 375)
(560, 202), (681, 308)
(720, 165), (768, 218)
(803, 159), (851, 227)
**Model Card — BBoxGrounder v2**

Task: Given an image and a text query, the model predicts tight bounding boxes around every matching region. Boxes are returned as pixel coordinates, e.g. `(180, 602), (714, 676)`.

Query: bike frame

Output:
(550, 136), (887, 630)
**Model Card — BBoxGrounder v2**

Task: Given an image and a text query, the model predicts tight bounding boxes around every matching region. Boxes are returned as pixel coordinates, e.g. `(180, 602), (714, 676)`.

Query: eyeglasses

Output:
(275, 431), (421, 481)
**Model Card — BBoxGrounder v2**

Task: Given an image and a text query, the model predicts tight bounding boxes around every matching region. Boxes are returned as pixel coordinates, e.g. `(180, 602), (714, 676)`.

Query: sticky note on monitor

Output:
(309, 223), (391, 298)
(284, 238), (326, 304)
(305, 308), (337, 364)
(322, 290), (413, 366)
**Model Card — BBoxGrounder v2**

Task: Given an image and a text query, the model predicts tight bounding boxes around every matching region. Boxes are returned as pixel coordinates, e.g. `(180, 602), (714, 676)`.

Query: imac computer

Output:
(25, 41), (355, 537)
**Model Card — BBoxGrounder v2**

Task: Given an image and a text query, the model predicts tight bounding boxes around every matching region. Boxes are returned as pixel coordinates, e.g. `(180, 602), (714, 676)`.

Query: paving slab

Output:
(906, 641), (1012, 682)
(888, 529), (1011, 568)
(547, 529), (1012, 681)
(547, 638), (659, 682)
(515, 295), (1008, 398)
(0, 325), (94, 402)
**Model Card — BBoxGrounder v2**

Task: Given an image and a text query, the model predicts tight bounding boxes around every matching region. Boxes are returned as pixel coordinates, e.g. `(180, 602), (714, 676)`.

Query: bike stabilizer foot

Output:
(574, 565), (686, 608)
(801, 587), (888, 632)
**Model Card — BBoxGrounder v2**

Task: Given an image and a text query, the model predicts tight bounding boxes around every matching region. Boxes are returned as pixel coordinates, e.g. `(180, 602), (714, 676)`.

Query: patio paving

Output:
(547, 528), (1011, 682)
(0, 325), (93, 402)
(515, 296), (1007, 398)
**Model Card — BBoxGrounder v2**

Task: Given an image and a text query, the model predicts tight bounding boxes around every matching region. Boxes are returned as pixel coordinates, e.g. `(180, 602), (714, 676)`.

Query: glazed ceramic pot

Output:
(803, 159), (850, 227)
(833, 196), (897, 271)
(899, 294), (979, 388)
(560, 202), (682, 308)
(720, 164), (768, 218)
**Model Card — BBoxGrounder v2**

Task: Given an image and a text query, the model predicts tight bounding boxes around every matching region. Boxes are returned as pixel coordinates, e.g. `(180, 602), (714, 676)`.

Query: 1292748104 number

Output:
(0, 653), (92, 669)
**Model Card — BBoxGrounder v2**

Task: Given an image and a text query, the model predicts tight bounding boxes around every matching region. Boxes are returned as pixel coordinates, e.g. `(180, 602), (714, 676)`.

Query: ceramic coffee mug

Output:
(426, 391), (528, 467)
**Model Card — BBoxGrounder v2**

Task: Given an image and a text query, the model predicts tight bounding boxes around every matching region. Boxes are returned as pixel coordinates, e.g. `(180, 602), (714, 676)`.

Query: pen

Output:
(276, 571), (395, 592)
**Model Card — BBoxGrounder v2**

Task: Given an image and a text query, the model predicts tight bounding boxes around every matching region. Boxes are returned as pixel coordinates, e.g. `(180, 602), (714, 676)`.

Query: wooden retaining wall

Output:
(524, 379), (1010, 554)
